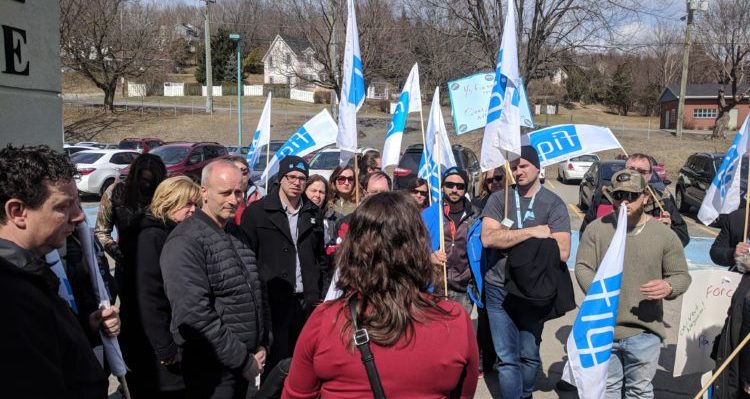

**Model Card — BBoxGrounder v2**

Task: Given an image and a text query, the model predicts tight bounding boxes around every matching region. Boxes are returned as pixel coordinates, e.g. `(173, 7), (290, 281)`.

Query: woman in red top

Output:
(283, 191), (479, 399)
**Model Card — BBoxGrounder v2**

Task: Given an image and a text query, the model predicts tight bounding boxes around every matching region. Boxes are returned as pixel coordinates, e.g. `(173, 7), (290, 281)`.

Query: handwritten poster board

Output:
(447, 72), (495, 135)
(673, 269), (741, 377)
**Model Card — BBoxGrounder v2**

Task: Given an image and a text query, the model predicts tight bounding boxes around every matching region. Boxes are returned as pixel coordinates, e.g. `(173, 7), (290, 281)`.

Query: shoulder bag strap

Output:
(348, 297), (387, 399)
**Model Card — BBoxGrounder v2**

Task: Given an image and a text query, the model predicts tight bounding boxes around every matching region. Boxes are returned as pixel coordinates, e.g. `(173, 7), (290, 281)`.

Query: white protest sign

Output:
(673, 269), (740, 377)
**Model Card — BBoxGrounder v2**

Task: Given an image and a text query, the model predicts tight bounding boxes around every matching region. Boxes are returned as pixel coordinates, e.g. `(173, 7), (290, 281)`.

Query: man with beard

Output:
(429, 167), (480, 314)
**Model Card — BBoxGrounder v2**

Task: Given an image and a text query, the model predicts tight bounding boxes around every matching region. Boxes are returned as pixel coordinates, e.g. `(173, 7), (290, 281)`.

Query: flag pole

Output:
(744, 154), (750, 242)
(436, 118), (447, 297)
(620, 148), (666, 214)
(354, 152), (361, 205)
(693, 331), (750, 399)
(419, 103), (431, 206)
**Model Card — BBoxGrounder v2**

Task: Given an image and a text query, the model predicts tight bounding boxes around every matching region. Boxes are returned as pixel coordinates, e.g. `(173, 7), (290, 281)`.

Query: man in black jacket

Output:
(241, 155), (325, 376)
(161, 160), (270, 399)
(0, 145), (109, 399)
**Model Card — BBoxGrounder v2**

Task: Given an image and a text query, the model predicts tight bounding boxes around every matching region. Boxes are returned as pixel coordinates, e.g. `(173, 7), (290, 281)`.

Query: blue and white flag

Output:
(261, 109), (338, 181)
(522, 124), (623, 168)
(448, 72), (534, 135)
(698, 115), (750, 225)
(480, 0), (522, 171)
(565, 205), (627, 399)
(46, 250), (79, 314)
(418, 88), (456, 204)
(337, 0), (366, 167)
(247, 92), (272, 171)
(382, 63), (421, 169)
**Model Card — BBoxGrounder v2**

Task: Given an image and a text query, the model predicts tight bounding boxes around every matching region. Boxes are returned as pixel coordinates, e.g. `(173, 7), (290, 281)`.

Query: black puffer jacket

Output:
(160, 210), (270, 377)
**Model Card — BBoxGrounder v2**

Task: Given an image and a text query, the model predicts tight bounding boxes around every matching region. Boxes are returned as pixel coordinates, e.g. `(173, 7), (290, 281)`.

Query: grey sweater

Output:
(575, 213), (691, 341)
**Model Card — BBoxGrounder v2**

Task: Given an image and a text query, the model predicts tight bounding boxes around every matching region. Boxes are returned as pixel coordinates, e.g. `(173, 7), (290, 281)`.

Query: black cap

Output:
(278, 155), (309, 178)
(442, 167), (469, 185)
(520, 145), (540, 170)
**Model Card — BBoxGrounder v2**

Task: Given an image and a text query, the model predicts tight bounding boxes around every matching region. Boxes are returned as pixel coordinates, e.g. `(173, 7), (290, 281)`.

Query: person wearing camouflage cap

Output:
(575, 169), (691, 399)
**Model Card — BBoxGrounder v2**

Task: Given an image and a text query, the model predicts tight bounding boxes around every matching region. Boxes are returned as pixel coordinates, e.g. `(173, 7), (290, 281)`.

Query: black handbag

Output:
(349, 297), (387, 399)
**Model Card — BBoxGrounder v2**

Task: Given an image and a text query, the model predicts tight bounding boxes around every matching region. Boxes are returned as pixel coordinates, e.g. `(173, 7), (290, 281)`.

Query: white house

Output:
(262, 35), (325, 89)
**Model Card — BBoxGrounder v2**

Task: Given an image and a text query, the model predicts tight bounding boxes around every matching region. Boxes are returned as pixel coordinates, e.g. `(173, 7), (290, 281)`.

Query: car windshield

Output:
(119, 141), (140, 150)
(601, 163), (626, 181)
(151, 146), (189, 165)
(714, 157), (724, 172)
(309, 152), (341, 170)
(398, 151), (423, 172)
(572, 155), (597, 163)
(269, 142), (284, 153)
(71, 152), (104, 164)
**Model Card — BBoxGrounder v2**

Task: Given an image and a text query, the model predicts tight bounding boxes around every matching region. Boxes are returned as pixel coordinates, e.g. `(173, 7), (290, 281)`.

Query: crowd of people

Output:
(1, 141), (749, 399)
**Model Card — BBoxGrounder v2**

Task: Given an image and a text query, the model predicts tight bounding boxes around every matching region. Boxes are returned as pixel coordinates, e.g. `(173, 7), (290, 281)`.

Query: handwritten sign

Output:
(673, 269), (740, 377)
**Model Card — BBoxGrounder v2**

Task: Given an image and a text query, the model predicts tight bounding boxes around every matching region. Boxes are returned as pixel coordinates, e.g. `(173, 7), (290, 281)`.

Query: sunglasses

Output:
(444, 182), (466, 190)
(612, 191), (641, 202)
(411, 189), (428, 196)
(485, 176), (504, 184)
(336, 176), (355, 184)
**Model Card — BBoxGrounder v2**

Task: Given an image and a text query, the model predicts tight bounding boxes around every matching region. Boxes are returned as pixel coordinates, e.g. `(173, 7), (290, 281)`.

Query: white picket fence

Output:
(290, 89), (315, 103)
(163, 82), (185, 97)
(202, 85), (223, 97)
(127, 82), (146, 97)
(244, 85), (263, 96)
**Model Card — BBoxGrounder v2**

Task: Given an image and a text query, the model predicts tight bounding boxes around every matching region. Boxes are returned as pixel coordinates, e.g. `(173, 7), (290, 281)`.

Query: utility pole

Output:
(676, 0), (709, 137)
(328, 0), (338, 119)
(204, 0), (215, 114)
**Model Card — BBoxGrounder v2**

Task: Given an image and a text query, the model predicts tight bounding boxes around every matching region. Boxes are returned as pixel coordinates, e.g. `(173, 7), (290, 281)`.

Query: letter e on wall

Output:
(3, 25), (29, 76)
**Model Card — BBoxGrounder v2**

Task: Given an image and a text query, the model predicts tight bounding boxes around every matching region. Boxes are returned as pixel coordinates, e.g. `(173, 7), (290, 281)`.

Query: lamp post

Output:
(676, 0), (709, 137)
(229, 33), (242, 148)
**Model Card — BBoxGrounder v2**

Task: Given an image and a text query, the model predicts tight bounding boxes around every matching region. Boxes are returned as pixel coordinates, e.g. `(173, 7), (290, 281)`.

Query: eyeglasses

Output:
(612, 191), (641, 202)
(284, 175), (307, 183)
(444, 182), (466, 190)
(627, 166), (651, 176)
(336, 176), (355, 184)
(485, 176), (504, 185)
(411, 189), (428, 196)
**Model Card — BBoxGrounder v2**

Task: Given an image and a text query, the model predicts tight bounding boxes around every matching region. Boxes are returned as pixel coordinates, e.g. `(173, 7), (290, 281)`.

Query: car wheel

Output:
(561, 171), (568, 185)
(579, 189), (588, 210)
(99, 178), (115, 197)
(675, 186), (690, 213)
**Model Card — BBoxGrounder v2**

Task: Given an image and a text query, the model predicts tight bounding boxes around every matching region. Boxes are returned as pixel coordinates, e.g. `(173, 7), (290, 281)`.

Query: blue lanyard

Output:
(514, 187), (537, 229)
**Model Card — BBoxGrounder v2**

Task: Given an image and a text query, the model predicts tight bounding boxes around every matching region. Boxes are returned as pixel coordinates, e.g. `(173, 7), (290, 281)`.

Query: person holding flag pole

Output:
(245, 92), (272, 190)
(337, 0), (365, 204)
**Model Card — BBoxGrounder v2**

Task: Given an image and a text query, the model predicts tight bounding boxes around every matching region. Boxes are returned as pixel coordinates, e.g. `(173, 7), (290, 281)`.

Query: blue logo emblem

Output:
(713, 143), (739, 200)
(529, 125), (582, 162)
(276, 127), (315, 160)
(572, 273), (622, 368)
(386, 92), (409, 139)
(348, 55), (365, 105)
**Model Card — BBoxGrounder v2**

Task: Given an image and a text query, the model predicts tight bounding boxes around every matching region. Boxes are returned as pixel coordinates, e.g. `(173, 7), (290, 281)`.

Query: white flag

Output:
(247, 92), (272, 171)
(480, 0), (522, 171)
(337, 0), (365, 167)
(382, 63), (421, 169)
(698, 115), (750, 225)
(261, 109), (338, 182)
(566, 205), (627, 399)
(418, 88), (456, 204)
(522, 124), (624, 167)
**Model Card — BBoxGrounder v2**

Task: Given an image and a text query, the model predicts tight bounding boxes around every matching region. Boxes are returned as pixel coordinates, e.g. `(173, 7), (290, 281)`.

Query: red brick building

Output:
(658, 84), (750, 130)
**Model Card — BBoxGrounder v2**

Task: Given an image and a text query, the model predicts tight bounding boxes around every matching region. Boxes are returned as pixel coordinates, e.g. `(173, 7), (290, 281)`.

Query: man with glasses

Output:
(575, 169), (690, 398)
(429, 167), (481, 314)
(241, 155), (325, 377)
(580, 153), (689, 247)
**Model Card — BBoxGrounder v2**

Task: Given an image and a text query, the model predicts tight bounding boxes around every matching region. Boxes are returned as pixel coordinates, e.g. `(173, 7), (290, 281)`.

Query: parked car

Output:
(307, 146), (378, 182)
(578, 159), (626, 210)
(227, 145), (250, 157)
(119, 142), (228, 182)
(72, 150), (139, 196)
(558, 154), (599, 184)
(393, 144), (482, 198)
(118, 137), (165, 153)
(63, 144), (97, 157)
(674, 152), (748, 213)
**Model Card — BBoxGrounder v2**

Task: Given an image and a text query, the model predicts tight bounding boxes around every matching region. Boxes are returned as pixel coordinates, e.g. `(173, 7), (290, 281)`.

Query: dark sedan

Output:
(578, 160), (626, 210)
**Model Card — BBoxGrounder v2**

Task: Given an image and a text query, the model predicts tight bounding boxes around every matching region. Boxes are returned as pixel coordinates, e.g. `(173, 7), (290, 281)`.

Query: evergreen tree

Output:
(195, 28), (235, 84)
(225, 52), (238, 83)
(606, 61), (634, 116)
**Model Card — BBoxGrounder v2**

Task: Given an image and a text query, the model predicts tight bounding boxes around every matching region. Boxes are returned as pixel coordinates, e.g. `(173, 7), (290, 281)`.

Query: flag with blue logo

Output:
(261, 109), (338, 181)
(522, 124), (623, 167)
(337, 0), (366, 167)
(247, 92), (272, 171)
(480, 0), (522, 171)
(382, 63), (422, 169)
(418, 88), (456, 204)
(565, 204), (627, 399)
(698, 115), (750, 225)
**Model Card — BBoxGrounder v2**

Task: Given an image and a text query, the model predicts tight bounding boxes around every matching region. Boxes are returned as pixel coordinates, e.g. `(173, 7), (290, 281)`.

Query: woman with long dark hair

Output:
(328, 165), (358, 216)
(283, 192), (479, 398)
(406, 177), (430, 209)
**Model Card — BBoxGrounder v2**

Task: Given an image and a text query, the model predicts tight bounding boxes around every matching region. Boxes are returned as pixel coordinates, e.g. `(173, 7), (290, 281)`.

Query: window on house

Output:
(286, 53), (292, 65)
(306, 54), (312, 65)
(693, 108), (717, 119)
(269, 56), (273, 68)
(269, 76), (274, 84)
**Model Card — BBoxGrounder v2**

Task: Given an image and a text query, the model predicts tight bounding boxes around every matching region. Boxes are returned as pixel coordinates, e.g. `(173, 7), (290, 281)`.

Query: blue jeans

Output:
(485, 283), (542, 399)
(606, 332), (661, 399)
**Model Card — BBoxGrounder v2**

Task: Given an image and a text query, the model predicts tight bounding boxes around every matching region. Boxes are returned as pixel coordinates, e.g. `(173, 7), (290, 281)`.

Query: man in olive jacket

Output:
(241, 155), (325, 376)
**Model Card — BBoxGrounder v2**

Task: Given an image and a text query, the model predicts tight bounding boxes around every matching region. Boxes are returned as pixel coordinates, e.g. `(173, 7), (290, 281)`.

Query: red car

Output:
(119, 142), (229, 182)
(118, 138), (165, 153)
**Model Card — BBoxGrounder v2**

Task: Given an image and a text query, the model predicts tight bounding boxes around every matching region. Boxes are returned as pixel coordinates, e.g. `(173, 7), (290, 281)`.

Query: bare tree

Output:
(697, 0), (750, 139)
(647, 24), (682, 88)
(60, 0), (163, 111)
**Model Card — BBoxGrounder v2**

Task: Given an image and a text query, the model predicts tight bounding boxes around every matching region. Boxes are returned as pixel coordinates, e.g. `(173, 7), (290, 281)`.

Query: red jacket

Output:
(282, 297), (479, 399)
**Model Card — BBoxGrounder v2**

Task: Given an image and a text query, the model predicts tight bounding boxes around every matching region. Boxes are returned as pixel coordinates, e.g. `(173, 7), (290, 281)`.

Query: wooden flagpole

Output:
(693, 331), (750, 399)
(354, 152), (361, 205)
(418, 103), (431, 206)
(436, 120), (447, 297)
(264, 140), (271, 189)
(744, 154), (750, 242)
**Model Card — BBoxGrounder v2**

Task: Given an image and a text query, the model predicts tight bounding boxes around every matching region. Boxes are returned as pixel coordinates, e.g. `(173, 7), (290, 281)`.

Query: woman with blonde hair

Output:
(126, 176), (200, 398)
(283, 191), (479, 398)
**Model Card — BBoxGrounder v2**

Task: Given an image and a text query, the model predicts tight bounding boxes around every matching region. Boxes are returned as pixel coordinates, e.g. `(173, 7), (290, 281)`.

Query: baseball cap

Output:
(604, 169), (647, 202)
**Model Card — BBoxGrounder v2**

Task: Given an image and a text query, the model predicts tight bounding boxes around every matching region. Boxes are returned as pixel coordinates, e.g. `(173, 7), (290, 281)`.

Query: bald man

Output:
(161, 160), (270, 399)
